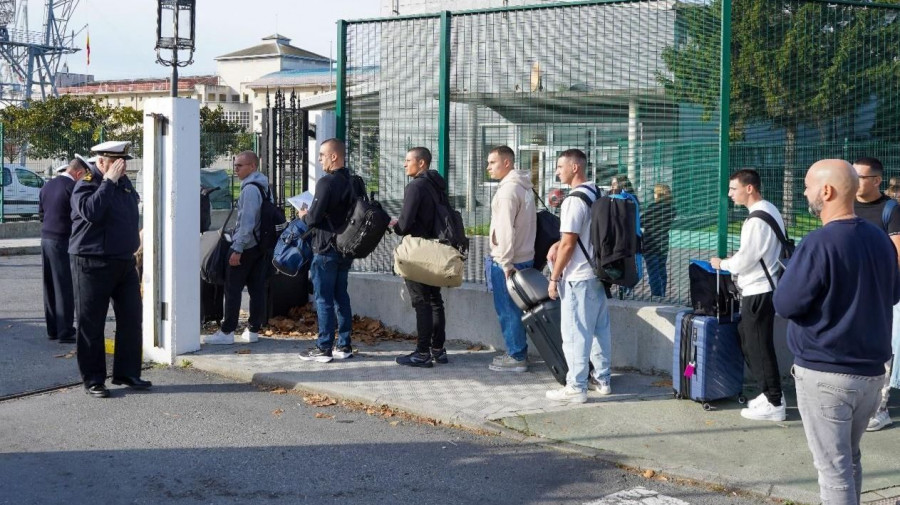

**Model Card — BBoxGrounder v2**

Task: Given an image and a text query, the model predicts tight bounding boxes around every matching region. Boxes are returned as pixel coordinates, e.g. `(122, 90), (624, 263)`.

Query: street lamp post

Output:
(155, 0), (196, 98)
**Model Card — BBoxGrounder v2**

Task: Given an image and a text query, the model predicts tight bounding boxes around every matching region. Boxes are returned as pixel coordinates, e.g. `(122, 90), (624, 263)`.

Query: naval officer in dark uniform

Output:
(39, 157), (89, 343)
(70, 140), (150, 398)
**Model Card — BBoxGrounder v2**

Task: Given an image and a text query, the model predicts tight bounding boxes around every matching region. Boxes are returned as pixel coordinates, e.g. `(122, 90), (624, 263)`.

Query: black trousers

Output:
(738, 291), (783, 405)
(41, 238), (75, 340)
(222, 246), (267, 334)
(72, 255), (142, 387)
(405, 279), (446, 353)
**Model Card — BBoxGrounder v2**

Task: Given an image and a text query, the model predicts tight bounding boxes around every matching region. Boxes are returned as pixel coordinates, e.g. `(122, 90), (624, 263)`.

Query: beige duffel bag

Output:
(393, 235), (465, 287)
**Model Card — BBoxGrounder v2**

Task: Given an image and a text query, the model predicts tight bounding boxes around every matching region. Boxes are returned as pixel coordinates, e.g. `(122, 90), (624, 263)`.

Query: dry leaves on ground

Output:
(54, 351), (76, 359)
(467, 344), (486, 351)
(301, 393), (338, 408)
(272, 408), (284, 417)
(235, 349), (251, 354)
(314, 412), (334, 419)
(270, 388), (288, 395)
(258, 305), (416, 345)
(651, 379), (673, 388)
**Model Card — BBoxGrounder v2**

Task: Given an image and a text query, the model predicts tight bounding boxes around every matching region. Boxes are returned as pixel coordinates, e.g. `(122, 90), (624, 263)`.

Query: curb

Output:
(182, 353), (820, 505)
(0, 245), (40, 256)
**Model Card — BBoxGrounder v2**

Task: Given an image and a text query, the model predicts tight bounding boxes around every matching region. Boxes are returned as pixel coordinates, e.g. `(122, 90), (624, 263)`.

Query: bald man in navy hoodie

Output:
(774, 159), (900, 505)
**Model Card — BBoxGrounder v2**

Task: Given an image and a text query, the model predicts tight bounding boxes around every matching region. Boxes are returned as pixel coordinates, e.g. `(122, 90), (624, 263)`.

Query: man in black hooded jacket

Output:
(391, 146), (449, 368)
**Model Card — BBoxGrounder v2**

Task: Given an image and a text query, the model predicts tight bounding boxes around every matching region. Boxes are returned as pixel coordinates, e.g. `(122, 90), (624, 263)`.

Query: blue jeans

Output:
(644, 253), (668, 297)
(889, 302), (900, 390)
(310, 252), (353, 350)
(793, 365), (884, 505)
(560, 277), (612, 392)
(490, 259), (533, 361)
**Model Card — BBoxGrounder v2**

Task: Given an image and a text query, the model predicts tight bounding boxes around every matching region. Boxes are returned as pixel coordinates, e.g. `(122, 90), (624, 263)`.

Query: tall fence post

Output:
(717, 0), (733, 258)
(335, 19), (348, 142)
(438, 11), (451, 179)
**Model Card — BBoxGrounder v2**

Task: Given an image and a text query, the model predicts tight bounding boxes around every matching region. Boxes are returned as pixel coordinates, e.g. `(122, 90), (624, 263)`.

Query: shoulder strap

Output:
(748, 210), (788, 291)
(247, 182), (270, 201)
(565, 188), (598, 270)
(882, 198), (897, 232)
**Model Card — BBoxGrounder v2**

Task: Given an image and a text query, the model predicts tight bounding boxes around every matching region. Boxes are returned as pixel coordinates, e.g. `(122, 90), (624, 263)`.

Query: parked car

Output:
(1, 164), (45, 217)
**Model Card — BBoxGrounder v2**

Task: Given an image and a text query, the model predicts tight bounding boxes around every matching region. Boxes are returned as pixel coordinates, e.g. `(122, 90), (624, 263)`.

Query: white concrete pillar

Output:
(141, 98), (201, 364)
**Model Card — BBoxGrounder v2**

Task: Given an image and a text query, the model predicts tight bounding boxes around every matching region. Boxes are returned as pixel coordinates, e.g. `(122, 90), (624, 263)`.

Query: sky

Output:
(27, 0), (382, 81)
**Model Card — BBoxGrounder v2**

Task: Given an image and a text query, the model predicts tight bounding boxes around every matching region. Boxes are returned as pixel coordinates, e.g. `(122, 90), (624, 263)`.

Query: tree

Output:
(658, 0), (900, 222)
(0, 104), (30, 163)
(17, 95), (106, 160)
(199, 105), (249, 167)
(104, 106), (144, 158)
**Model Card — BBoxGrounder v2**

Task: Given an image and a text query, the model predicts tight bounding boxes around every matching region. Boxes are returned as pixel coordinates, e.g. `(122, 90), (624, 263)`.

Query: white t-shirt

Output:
(559, 184), (598, 282)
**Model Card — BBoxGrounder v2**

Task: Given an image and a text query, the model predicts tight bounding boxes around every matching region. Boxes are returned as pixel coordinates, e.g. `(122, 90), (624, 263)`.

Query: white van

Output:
(1, 164), (45, 217)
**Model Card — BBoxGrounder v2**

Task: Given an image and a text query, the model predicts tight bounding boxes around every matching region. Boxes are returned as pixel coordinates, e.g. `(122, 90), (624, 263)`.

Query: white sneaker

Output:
(588, 376), (612, 395)
(748, 393), (783, 409)
(546, 385), (588, 404)
(867, 409), (893, 432)
(203, 330), (234, 345)
(740, 399), (786, 422)
(235, 328), (259, 343)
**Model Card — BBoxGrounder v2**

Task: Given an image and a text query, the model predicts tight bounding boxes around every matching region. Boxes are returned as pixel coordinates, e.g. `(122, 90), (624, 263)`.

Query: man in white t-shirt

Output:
(545, 149), (612, 404)
(711, 169), (787, 422)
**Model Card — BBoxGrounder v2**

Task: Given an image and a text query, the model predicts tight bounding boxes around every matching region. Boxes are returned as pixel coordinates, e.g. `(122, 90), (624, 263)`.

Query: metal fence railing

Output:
(338, 0), (900, 305)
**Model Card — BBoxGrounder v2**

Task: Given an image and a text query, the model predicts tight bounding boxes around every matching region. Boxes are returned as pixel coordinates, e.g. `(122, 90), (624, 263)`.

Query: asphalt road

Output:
(0, 367), (776, 505)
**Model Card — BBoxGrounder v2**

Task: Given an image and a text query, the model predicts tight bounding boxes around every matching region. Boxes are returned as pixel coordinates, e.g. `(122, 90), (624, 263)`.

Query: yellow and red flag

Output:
(86, 31), (91, 66)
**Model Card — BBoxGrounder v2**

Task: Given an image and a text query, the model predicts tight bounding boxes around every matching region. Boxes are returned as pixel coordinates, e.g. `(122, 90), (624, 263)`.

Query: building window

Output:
(207, 93), (215, 101)
(223, 110), (251, 129)
(232, 95), (239, 102)
(219, 93), (226, 102)
(243, 94), (249, 103)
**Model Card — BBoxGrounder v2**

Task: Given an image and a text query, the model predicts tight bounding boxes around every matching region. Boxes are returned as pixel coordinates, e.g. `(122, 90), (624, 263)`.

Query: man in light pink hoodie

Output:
(486, 146), (538, 372)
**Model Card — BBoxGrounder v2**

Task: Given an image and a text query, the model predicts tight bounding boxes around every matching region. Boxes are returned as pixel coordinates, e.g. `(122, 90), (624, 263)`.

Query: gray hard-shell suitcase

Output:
(506, 267), (551, 311)
(522, 299), (567, 385)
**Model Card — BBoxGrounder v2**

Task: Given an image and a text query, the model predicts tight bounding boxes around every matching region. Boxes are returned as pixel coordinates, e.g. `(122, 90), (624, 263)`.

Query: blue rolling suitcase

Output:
(672, 310), (745, 410)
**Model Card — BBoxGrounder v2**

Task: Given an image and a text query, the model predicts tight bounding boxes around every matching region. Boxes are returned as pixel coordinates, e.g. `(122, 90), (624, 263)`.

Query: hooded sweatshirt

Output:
(393, 169), (445, 239)
(231, 170), (269, 253)
(490, 169), (537, 271)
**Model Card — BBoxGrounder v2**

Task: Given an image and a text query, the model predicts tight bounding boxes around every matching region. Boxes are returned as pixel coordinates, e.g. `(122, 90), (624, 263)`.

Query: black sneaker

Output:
(431, 348), (448, 364)
(333, 345), (354, 359)
(299, 347), (333, 363)
(396, 351), (433, 368)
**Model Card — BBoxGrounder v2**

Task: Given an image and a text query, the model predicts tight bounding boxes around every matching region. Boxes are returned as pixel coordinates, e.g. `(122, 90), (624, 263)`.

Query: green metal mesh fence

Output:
(341, 0), (900, 305)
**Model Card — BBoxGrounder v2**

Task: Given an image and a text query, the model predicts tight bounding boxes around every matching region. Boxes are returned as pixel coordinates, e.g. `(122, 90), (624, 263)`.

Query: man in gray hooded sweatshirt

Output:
(204, 151), (270, 345)
(486, 145), (537, 372)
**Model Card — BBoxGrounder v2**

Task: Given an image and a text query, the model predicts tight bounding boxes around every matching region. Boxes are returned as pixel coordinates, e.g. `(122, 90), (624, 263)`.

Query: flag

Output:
(86, 31), (90, 66)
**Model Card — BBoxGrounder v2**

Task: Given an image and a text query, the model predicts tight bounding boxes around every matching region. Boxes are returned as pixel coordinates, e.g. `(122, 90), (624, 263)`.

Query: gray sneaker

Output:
(488, 355), (528, 373)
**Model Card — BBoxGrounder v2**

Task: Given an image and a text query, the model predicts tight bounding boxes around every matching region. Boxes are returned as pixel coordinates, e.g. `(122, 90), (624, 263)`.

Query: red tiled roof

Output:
(59, 75), (220, 95)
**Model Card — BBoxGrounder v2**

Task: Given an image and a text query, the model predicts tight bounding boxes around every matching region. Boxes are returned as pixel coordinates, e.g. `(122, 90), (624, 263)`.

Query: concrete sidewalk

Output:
(183, 335), (900, 505)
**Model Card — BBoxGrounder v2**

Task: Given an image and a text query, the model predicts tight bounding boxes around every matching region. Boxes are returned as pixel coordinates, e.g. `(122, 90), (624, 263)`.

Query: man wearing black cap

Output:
(39, 157), (89, 343)
(70, 140), (150, 398)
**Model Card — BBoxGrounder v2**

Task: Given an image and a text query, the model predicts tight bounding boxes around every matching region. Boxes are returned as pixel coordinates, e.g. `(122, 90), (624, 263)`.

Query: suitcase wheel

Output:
(702, 402), (713, 411)
(738, 395), (747, 405)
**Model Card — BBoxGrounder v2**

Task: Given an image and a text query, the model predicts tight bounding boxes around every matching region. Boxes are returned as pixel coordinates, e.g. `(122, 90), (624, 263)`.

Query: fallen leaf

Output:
(271, 388), (287, 395)
(264, 330), (274, 336)
(314, 412), (334, 419)
(302, 394), (338, 407)
(54, 351), (76, 359)
(272, 409), (284, 417)
(235, 349), (251, 354)
(642, 469), (656, 479)
(467, 344), (485, 351)
(389, 421), (400, 426)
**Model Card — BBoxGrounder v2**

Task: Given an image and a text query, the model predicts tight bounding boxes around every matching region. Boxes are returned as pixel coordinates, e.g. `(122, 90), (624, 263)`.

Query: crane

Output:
(0, 0), (80, 106)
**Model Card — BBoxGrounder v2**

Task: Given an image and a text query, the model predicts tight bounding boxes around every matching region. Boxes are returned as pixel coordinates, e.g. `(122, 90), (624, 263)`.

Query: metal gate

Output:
(260, 89), (310, 215)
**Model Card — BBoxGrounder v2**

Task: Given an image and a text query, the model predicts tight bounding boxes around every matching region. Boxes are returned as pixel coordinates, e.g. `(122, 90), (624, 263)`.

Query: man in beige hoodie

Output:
(486, 146), (538, 372)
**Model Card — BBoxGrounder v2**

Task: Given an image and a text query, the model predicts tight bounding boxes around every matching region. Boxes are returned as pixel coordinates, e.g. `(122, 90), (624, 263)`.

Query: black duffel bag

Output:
(688, 259), (740, 319)
(200, 207), (235, 285)
(532, 188), (561, 271)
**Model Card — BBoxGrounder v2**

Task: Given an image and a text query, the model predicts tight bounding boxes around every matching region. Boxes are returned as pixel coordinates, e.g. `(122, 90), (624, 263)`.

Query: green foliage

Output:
(199, 105), (250, 167)
(1, 95), (105, 161)
(104, 106), (144, 158)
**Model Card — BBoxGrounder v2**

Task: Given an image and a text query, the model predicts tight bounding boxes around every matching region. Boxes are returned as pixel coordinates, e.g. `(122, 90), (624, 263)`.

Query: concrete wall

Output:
(348, 272), (794, 377)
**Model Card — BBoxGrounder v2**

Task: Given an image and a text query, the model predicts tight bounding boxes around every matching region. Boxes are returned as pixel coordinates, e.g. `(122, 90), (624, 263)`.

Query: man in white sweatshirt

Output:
(711, 169), (787, 422)
(486, 145), (537, 372)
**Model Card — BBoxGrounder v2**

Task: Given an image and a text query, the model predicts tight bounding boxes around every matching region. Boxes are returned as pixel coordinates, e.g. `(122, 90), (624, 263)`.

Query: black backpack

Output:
(422, 177), (469, 255)
(334, 174), (391, 259)
(569, 186), (642, 287)
(688, 260), (740, 319)
(532, 188), (561, 271)
(748, 210), (794, 290)
(247, 182), (287, 252)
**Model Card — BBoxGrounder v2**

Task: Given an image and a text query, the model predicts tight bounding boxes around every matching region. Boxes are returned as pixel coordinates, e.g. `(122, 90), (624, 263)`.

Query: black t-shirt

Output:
(854, 194), (900, 235)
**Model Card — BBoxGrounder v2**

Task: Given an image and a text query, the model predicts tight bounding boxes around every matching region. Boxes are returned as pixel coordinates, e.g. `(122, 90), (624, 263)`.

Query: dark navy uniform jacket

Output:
(68, 167), (140, 260)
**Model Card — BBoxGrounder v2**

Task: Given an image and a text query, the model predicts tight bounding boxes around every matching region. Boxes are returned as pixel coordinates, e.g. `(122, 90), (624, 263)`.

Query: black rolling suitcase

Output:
(200, 279), (224, 323)
(266, 267), (309, 319)
(522, 299), (568, 385)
